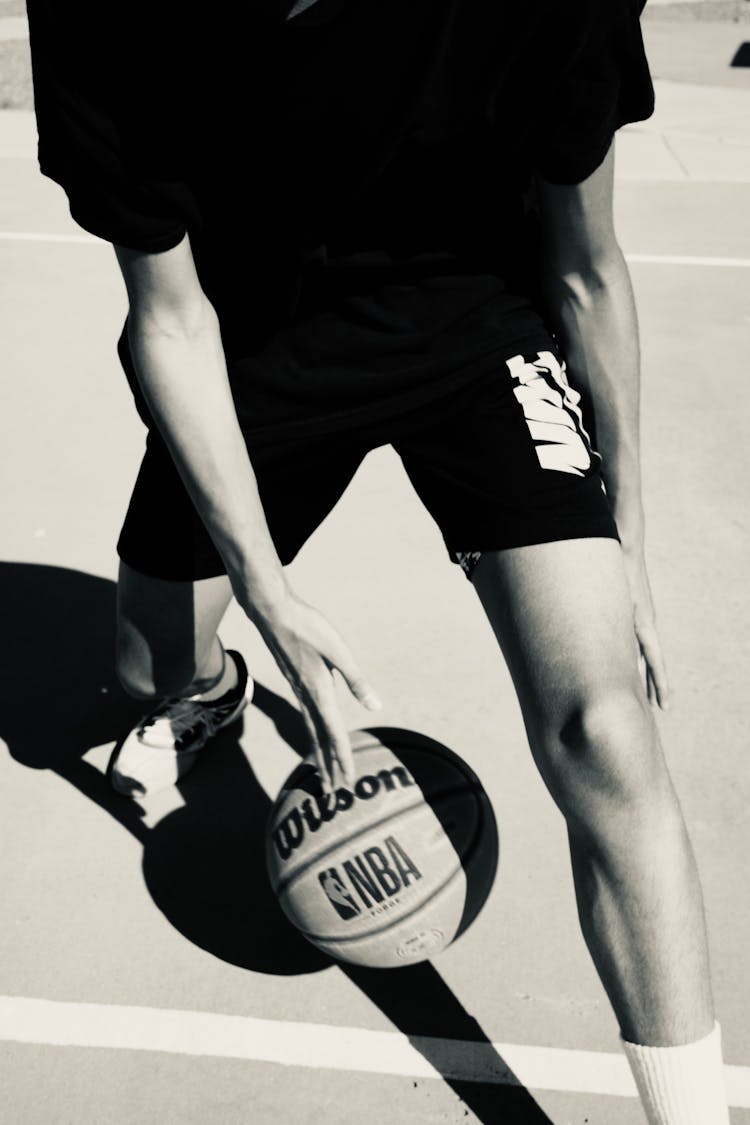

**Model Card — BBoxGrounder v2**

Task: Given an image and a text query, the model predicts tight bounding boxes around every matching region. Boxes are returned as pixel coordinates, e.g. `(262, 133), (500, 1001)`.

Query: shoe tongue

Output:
(139, 699), (201, 745)
(144, 723), (189, 749)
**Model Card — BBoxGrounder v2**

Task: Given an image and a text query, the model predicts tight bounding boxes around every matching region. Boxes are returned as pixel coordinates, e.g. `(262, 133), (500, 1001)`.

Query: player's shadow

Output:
(0, 561), (552, 1124)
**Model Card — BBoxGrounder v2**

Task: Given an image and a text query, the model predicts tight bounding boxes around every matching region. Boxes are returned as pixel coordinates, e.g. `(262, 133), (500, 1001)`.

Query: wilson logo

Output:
(318, 835), (422, 921)
(271, 766), (416, 863)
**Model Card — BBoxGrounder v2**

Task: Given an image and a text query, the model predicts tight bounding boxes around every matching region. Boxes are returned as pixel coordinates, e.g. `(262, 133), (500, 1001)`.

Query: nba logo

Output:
(319, 868), (361, 920)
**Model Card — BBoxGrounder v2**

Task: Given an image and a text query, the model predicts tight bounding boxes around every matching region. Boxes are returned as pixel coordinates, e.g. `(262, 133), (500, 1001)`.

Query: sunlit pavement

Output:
(1, 15), (749, 1125)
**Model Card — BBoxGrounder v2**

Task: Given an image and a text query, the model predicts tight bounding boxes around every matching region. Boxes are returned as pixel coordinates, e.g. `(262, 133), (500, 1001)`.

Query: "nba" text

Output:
(318, 835), (422, 921)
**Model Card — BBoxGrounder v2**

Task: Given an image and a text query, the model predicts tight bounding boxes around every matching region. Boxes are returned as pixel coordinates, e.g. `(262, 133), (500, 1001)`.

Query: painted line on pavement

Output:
(626, 252), (750, 268)
(0, 230), (105, 244)
(2, 233), (750, 268)
(0, 996), (749, 1106)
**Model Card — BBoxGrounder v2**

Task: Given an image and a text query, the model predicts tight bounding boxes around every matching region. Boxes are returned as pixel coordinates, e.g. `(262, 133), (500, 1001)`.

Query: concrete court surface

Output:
(1, 16), (750, 1125)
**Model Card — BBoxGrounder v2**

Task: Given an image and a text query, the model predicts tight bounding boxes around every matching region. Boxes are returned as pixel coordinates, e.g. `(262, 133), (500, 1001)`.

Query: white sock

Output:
(622, 1021), (730, 1124)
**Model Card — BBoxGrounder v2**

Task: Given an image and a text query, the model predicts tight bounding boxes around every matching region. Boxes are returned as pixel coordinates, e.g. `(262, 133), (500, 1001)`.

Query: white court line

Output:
(2, 233), (750, 268)
(626, 252), (750, 268)
(1, 996), (749, 1107)
(0, 230), (105, 244)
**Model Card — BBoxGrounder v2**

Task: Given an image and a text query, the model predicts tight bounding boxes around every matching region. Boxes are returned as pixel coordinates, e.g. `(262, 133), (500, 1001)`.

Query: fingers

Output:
(258, 596), (381, 791)
(622, 552), (670, 713)
(319, 634), (382, 712)
(283, 652), (359, 792)
(296, 670), (356, 794)
(636, 618), (670, 711)
(309, 627), (383, 792)
(288, 597), (382, 708)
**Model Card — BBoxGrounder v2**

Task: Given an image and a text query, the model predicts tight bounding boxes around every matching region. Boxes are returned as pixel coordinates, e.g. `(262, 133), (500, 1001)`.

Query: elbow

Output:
(542, 246), (630, 309)
(128, 294), (220, 344)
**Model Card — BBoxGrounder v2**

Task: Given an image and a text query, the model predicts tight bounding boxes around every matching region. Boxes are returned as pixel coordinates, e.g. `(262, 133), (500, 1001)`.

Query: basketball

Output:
(265, 727), (499, 968)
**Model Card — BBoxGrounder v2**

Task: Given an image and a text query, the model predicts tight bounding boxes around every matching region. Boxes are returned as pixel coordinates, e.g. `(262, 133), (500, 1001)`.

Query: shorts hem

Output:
(116, 540), (301, 583)
(448, 516), (620, 579)
(116, 535), (228, 583)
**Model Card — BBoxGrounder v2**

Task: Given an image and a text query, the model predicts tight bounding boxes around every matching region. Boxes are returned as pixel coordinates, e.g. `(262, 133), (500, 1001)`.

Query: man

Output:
(27, 0), (730, 1120)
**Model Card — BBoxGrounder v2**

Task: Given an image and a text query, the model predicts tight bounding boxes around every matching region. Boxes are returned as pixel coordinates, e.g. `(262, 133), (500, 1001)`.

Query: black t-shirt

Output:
(27, 0), (654, 433)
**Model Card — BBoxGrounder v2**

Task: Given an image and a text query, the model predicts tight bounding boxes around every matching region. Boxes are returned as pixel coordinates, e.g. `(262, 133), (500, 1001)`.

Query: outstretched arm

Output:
(115, 233), (381, 787)
(534, 142), (669, 708)
(116, 235), (287, 608)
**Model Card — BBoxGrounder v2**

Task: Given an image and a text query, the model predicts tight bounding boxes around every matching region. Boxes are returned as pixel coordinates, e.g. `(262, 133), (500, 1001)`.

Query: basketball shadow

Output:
(355, 725), (501, 944)
(0, 561), (553, 1122)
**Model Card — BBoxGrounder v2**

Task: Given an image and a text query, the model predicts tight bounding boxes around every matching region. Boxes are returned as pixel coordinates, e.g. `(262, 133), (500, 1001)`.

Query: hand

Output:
(621, 545), (670, 711)
(250, 591), (382, 792)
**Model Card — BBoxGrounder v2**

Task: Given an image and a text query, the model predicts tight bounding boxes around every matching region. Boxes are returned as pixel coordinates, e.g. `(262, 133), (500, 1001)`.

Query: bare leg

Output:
(116, 561), (234, 700)
(472, 538), (714, 1047)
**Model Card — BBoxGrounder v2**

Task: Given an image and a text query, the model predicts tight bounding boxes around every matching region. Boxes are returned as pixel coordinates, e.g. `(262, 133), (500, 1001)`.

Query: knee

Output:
(532, 688), (671, 823)
(115, 652), (159, 701)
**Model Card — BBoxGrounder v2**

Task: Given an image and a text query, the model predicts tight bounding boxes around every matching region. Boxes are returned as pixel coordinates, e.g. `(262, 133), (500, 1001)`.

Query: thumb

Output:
(326, 643), (382, 711)
(341, 667), (383, 712)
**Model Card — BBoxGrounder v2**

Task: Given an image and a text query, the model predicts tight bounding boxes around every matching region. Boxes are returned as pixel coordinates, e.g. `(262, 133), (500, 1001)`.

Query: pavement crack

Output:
(661, 132), (692, 177)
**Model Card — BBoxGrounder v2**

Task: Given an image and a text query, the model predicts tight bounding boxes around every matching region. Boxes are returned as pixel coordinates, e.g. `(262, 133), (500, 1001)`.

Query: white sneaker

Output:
(110, 650), (251, 797)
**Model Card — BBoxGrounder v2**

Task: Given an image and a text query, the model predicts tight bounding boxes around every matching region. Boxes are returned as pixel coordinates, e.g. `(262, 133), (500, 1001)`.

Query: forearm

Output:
(126, 299), (289, 613)
(540, 247), (645, 545)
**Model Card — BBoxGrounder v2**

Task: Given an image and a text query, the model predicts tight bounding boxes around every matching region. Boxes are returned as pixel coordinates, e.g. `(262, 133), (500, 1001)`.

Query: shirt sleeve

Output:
(26, 0), (192, 252)
(530, 0), (654, 185)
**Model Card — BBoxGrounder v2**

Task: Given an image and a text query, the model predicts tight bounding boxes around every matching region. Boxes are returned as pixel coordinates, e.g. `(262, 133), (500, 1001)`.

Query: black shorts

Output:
(117, 343), (618, 583)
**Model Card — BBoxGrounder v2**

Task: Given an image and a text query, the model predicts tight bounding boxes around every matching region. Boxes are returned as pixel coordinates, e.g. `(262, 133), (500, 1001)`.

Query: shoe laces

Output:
(139, 695), (224, 749)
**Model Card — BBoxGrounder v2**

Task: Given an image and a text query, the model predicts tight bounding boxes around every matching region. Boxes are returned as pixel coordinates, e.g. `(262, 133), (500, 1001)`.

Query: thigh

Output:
(472, 537), (673, 828)
(472, 537), (641, 719)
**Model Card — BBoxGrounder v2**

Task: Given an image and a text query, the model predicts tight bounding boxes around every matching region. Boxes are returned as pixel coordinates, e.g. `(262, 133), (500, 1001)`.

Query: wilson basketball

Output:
(265, 727), (499, 968)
